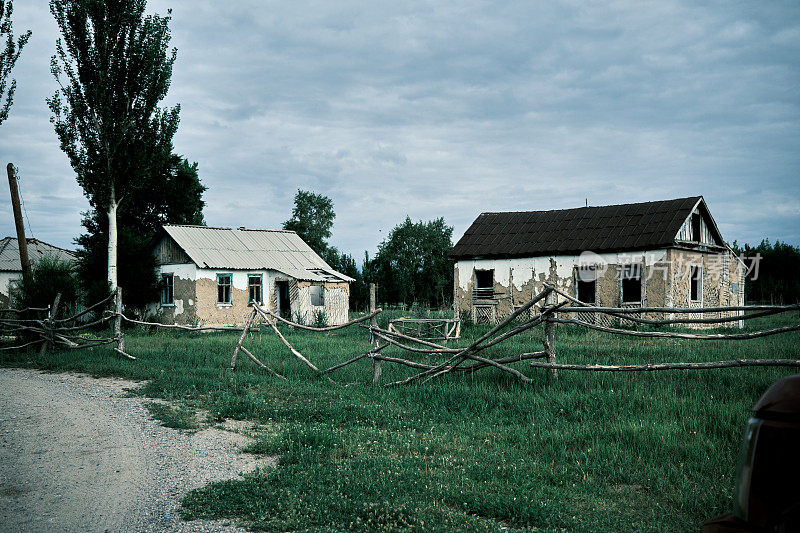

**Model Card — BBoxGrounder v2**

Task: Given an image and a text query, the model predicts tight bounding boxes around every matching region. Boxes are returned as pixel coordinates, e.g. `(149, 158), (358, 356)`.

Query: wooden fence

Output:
(3, 283), (798, 387)
(0, 289), (134, 359)
(229, 283), (800, 386)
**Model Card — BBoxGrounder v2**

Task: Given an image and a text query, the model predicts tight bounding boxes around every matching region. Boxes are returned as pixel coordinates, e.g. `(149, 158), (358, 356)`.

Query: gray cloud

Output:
(0, 0), (797, 258)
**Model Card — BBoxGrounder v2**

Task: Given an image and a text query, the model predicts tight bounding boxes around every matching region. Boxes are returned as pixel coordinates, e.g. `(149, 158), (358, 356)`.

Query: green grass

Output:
(145, 401), (200, 430)
(2, 314), (798, 531)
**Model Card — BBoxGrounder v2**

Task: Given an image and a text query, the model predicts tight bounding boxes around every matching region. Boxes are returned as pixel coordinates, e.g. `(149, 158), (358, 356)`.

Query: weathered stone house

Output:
(0, 237), (77, 307)
(450, 197), (746, 324)
(150, 225), (353, 326)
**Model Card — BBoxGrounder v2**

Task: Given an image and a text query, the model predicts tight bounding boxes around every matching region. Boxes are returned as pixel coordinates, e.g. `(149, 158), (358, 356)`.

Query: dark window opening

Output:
(217, 274), (232, 304)
(161, 273), (174, 305)
(310, 285), (325, 307)
(474, 269), (494, 299)
(248, 275), (263, 305)
(691, 213), (701, 242)
(577, 267), (596, 304)
(276, 280), (290, 318)
(690, 266), (702, 302)
(621, 264), (642, 303)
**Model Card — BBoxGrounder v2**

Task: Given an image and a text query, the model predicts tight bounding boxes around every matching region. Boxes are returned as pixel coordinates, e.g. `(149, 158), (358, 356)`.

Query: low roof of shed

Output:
(0, 237), (76, 272)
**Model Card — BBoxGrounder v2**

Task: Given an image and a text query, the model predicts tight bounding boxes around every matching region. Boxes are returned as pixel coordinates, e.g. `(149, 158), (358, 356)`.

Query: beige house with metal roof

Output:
(149, 225), (353, 326)
(0, 237), (77, 307)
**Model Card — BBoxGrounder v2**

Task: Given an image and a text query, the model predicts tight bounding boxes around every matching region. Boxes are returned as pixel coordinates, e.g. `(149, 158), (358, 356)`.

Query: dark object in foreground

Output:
(703, 374), (800, 532)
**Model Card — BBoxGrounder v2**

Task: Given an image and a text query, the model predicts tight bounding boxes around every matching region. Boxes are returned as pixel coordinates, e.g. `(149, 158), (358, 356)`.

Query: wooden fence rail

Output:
(226, 281), (800, 386)
(0, 289), (134, 360)
(4, 283), (798, 387)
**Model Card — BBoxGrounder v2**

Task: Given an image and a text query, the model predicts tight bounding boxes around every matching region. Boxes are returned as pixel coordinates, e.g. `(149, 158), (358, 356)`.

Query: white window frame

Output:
(217, 273), (233, 306)
(247, 274), (263, 306)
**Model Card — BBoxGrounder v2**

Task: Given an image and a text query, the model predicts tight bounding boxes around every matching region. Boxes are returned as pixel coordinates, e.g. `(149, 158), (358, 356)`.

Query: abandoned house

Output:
(149, 225), (353, 326)
(450, 196), (746, 324)
(0, 237), (77, 307)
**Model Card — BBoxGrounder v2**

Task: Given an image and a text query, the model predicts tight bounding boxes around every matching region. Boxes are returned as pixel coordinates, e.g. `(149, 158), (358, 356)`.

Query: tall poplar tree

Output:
(0, 0), (31, 125)
(48, 0), (179, 290)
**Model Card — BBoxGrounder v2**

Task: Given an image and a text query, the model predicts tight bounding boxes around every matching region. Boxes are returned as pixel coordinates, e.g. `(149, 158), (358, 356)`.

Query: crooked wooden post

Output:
(231, 308), (257, 371)
(370, 283), (381, 385)
(544, 288), (558, 381)
(40, 292), (62, 355)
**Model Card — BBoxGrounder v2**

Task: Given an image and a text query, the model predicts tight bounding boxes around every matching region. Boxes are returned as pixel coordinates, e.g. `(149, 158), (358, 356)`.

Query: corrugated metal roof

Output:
(0, 237), (77, 272)
(160, 225), (354, 282)
(450, 196), (714, 259)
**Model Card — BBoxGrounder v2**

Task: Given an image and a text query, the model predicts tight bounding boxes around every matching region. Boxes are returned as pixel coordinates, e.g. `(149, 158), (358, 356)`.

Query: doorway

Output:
(276, 281), (291, 318)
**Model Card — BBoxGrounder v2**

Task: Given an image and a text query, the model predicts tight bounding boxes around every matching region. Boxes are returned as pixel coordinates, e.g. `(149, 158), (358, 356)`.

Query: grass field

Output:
(2, 312), (799, 532)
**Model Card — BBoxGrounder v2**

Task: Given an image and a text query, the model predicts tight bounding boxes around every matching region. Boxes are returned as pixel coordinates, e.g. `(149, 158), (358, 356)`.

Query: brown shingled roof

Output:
(450, 196), (714, 259)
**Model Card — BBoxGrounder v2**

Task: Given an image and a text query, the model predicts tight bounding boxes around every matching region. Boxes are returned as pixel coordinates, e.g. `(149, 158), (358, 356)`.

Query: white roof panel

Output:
(160, 225), (352, 282)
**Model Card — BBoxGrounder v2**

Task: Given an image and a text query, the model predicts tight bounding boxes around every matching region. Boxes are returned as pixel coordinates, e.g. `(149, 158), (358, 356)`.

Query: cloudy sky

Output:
(1, 0), (798, 259)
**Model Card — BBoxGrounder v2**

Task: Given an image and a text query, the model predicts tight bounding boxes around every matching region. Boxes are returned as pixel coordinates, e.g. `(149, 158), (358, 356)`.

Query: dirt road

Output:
(0, 368), (270, 532)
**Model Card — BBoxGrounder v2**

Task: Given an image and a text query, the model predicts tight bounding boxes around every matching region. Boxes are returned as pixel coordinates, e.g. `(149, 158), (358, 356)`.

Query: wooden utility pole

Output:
(6, 164), (30, 275)
(370, 283), (381, 385)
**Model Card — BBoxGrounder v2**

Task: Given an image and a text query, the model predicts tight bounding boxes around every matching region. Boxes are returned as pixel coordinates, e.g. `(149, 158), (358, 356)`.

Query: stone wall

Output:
(454, 251), (672, 322)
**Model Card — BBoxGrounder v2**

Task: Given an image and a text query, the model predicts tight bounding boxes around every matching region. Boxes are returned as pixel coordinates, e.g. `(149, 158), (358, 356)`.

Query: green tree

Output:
(10, 255), (79, 318)
(75, 154), (205, 310)
(732, 239), (800, 304)
(0, 0), (31, 125)
(283, 190), (335, 257)
(48, 0), (180, 291)
(370, 216), (454, 308)
(282, 191), (370, 309)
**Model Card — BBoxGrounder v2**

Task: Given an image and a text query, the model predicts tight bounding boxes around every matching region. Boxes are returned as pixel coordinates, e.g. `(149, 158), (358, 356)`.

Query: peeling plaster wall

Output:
(148, 263), (199, 324)
(149, 264), (350, 327)
(195, 269), (279, 326)
(455, 250), (670, 321)
(667, 248), (744, 326)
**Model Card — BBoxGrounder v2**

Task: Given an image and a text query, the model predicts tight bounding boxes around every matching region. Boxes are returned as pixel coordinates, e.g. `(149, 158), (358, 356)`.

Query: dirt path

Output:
(0, 368), (272, 532)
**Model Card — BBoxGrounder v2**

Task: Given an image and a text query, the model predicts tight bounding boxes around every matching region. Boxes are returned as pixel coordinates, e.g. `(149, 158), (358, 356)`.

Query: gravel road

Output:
(0, 368), (273, 532)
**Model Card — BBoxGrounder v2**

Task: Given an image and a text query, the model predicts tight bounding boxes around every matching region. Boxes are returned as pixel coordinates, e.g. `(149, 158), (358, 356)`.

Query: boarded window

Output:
(577, 267), (596, 304)
(248, 275), (263, 305)
(310, 285), (324, 306)
(474, 269), (494, 299)
(621, 264), (642, 303)
(690, 266), (702, 302)
(217, 274), (232, 304)
(161, 273), (174, 305)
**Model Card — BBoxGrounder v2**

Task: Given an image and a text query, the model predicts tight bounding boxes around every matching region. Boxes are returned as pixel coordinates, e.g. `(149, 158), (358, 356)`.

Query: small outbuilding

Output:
(450, 196), (746, 324)
(150, 225), (353, 327)
(0, 237), (77, 307)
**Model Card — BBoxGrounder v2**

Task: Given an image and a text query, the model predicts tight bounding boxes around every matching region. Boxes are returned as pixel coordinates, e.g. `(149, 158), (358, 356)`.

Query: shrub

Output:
(9, 254), (79, 318)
